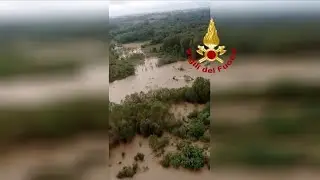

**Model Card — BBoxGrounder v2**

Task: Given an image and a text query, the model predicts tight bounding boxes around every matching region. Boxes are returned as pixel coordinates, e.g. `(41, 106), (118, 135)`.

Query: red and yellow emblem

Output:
(196, 18), (226, 64)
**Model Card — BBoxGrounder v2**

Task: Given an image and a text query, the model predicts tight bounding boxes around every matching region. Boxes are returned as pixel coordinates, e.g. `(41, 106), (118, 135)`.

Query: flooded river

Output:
(109, 57), (211, 103)
(110, 55), (320, 103)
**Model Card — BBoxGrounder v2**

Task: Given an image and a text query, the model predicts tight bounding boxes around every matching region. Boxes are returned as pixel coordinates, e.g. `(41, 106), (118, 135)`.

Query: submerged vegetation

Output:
(109, 77), (210, 176)
(161, 143), (206, 170)
(109, 77), (210, 147)
(116, 163), (139, 179)
(109, 43), (145, 82)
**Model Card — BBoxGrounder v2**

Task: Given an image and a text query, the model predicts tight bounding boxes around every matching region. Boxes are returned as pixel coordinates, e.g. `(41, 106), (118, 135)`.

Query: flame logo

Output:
(196, 18), (226, 64)
(203, 18), (220, 47)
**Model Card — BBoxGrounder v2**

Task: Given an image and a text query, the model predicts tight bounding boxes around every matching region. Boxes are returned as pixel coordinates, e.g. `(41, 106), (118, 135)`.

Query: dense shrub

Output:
(109, 77), (210, 147)
(176, 140), (190, 151)
(170, 153), (183, 168)
(161, 144), (205, 170)
(134, 152), (145, 162)
(116, 163), (138, 179)
(160, 153), (171, 168)
(184, 77), (210, 104)
(171, 125), (188, 138)
(188, 120), (205, 140)
(109, 45), (136, 82)
(180, 144), (205, 170)
(198, 110), (210, 126)
(139, 119), (163, 137)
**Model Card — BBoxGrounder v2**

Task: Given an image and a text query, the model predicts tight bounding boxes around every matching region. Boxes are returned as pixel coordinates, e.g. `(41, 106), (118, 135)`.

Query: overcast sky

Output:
(0, 1), (319, 21)
(109, 1), (209, 17)
(110, 1), (320, 17)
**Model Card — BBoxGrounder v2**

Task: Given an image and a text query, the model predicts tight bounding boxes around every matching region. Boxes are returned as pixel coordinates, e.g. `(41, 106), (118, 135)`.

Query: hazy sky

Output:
(0, 1), (319, 21)
(110, 1), (320, 17)
(109, 1), (209, 17)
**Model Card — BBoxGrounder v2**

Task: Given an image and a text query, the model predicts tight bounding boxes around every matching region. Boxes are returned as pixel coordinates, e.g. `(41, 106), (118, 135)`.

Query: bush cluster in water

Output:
(116, 163), (138, 179)
(109, 77), (210, 147)
(161, 143), (206, 170)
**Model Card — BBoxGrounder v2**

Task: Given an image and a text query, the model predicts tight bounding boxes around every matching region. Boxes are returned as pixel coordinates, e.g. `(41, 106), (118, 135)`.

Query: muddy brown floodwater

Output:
(109, 57), (211, 103)
(109, 136), (212, 180)
(110, 55), (320, 103)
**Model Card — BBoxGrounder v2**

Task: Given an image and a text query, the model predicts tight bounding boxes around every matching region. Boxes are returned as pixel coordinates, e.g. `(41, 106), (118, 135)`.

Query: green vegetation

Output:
(161, 144), (206, 170)
(109, 77), (210, 148)
(108, 77), (211, 174)
(109, 43), (145, 82)
(170, 104), (210, 142)
(111, 9), (209, 66)
(117, 163), (138, 179)
(134, 152), (145, 162)
(109, 44), (135, 82)
(110, 8), (320, 67)
(110, 8), (320, 82)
